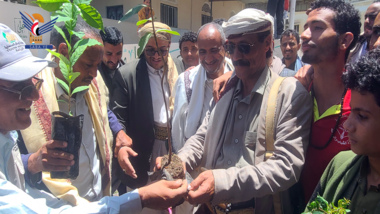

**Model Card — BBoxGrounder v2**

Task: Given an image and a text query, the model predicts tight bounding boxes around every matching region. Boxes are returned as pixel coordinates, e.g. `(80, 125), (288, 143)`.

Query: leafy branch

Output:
(33, 0), (103, 115)
(303, 195), (351, 214)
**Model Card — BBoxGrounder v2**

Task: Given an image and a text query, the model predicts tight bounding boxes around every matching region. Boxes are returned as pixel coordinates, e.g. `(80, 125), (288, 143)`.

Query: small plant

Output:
(33, 0), (104, 114)
(33, 0), (104, 179)
(303, 195), (351, 214)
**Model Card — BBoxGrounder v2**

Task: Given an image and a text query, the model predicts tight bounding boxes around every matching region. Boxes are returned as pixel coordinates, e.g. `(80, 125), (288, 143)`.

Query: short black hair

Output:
(310, 0), (361, 61)
(50, 19), (101, 49)
(179, 31), (197, 50)
(280, 29), (300, 44)
(343, 48), (380, 107)
(100, 26), (123, 45)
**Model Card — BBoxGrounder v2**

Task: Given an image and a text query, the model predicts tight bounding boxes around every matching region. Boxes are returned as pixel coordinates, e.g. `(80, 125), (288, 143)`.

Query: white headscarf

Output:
(222, 8), (274, 38)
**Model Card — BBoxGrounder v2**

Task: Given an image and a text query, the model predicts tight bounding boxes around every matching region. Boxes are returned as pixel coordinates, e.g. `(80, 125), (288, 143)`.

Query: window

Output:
(107, 5), (123, 21)
(161, 4), (178, 28)
(202, 3), (211, 13)
(294, 25), (300, 34)
(202, 15), (212, 25)
(201, 3), (212, 25)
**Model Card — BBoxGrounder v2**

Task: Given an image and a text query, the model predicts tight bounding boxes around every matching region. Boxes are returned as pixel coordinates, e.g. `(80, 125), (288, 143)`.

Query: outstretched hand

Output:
(139, 179), (188, 210)
(114, 130), (133, 157)
(28, 140), (74, 174)
(118, 146), (138, 178)
(187, 170), (215, 205)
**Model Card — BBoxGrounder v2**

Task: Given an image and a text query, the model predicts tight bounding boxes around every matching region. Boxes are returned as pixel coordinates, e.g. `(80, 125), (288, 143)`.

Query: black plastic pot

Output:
(50, 111), (84, 179)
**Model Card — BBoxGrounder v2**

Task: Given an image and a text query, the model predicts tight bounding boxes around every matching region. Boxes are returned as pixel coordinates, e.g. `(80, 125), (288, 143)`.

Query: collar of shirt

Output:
(146, 62), (163, 75)
(282, 55), (299, 70)
(0, 131), (18, 150)
(0, 131), (18, 178)
(234, 66), (270, 104)
(358, 156), (370, 194)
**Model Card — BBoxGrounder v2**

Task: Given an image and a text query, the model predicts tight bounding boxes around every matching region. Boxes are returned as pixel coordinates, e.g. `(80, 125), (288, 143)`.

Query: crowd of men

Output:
(1, 0), (380, 213)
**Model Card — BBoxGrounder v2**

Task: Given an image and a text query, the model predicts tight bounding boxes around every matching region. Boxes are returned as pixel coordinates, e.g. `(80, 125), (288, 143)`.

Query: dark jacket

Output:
(110, 56), (155, 188)
(98, 60), (125, 99)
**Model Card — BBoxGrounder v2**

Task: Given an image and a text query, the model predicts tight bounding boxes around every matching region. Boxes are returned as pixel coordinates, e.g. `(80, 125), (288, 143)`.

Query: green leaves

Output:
(72, 86), (89, 94)
(51, 10), (72, 23)
(119, 4), (147, 23)
(32, 0), (69, 12)
(156, 29), (180, 36)
(73, 0), (91, 4)
(77, 4), (103, 30)
(303, 195), (351, 214)
(57, 78), (70, 95)
(71, 38), (102, 67)
(136, 18), (152, 27)
(137, 32), (152, 57)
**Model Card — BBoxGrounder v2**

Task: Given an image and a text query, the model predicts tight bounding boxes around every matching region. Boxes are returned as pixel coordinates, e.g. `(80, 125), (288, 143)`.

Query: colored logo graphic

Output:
(19, 11), (57, 36)
(2, 32), (17, 44)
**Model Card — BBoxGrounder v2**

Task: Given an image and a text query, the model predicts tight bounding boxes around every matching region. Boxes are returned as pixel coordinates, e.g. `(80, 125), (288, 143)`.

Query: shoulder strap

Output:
(265, 76), (286, 160)
(265, 76), (286, 214)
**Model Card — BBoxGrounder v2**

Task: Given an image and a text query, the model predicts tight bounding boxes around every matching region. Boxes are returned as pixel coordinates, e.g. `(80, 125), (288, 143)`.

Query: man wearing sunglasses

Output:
(0, 23), (187, 213)
(348, 0), (380, 63)
(111, 22), (183, 198)
(169, 8), (312, 213)
(172, 22), (233, 155)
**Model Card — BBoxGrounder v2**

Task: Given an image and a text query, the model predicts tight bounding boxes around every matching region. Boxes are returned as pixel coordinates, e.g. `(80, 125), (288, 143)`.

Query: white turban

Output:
(138, 21), (171, 41)
(222, 8), (274, 38)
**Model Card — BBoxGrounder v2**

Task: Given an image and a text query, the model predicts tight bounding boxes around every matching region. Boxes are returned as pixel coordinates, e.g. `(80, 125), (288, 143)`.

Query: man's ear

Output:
(264, 35), (272, 53)
(57, 42), (69, 58)
(339, 32), (354, 51)
(168, 41), (171, 49)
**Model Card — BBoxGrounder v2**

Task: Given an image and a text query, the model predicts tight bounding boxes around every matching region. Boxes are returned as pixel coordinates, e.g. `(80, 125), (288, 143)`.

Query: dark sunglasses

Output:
(365, 14), (377, 21)
(0, 77), (43, 100)
(224, 43), (255, 55)
(145, 48), (169, 57)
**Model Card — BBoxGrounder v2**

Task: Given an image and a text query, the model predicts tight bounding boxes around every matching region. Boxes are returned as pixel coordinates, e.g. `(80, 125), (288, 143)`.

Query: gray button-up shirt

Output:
(215, 68), (269, 169)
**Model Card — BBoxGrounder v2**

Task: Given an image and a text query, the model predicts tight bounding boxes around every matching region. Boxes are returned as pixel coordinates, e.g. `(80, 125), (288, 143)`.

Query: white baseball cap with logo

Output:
(0, 23), (56, 82)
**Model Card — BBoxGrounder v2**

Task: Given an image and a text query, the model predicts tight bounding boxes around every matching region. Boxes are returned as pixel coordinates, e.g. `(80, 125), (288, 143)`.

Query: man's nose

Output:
(301, 28), (311, 42)
(89, 68), (98, 78)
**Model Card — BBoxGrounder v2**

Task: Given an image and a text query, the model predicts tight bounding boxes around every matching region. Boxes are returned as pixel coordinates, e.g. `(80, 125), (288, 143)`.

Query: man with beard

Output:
(172, 22), (233, 153)
(111, 22), (181, 192)
(348, 0), (380, 63)
(159, 8), (312, 213)
(279, 29), (303, 76)
(368, 12), (380, 50)
(178, 31), (199, 70)
(99, 26), (125, 98)
(298, 0), (361, 203)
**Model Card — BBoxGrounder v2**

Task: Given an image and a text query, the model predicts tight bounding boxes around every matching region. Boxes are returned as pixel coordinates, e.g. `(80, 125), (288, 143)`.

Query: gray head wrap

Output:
(222, 8), (274, 38)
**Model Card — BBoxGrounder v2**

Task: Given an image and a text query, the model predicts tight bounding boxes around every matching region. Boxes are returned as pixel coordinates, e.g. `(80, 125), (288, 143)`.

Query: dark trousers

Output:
(267, 0), (284, 36)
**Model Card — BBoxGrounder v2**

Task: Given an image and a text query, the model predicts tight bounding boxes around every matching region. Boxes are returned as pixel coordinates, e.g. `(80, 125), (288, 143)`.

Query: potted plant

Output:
(302, 195), (351, 214)
(119, 2), (185, 181)
(33, 0), (103, 179)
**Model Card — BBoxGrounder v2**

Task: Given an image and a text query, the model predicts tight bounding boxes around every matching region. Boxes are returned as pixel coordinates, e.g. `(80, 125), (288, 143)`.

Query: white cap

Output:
(222, 8), (274, 38)
(0, 23), (55, 82)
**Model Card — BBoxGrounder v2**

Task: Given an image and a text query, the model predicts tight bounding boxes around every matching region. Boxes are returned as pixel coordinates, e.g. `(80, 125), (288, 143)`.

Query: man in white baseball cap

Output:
(0, 23), (187, 213)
